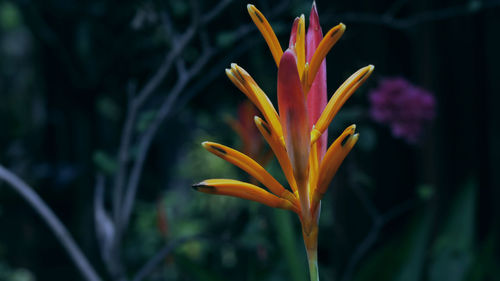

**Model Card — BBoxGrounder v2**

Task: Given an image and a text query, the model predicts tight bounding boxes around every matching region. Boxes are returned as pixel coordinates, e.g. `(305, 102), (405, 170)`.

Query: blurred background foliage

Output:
(0, 0), (499, 280)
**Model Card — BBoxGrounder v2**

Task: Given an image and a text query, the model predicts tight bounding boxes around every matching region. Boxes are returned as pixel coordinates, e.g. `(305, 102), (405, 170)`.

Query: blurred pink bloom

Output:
(369, 77), (436, 143)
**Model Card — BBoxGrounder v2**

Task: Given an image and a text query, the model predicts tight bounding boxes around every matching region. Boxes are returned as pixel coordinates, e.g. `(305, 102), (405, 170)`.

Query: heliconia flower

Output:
(369, 77), (436, 143)
(193, 3), (373, 280)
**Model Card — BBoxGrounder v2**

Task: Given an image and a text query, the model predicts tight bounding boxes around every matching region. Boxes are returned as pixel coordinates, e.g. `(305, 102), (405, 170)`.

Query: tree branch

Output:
(174, 38), (257, 112)
(324, 0), (500, 29)
(201, 0), (233, 24)
(112, 1), (201, 235)
(119, 0), (290, 228)
(0, 165), (103, 281)
(113, 84), (137, 224)
(121, 46), (215, 229)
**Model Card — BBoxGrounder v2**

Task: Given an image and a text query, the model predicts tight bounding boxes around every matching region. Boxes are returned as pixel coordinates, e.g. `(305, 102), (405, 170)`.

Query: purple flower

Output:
(369, 77), (436, 143)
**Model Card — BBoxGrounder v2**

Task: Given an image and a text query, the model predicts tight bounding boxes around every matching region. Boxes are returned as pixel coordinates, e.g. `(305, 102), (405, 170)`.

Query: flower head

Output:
(369, 77), (435, 143)
(193, 3), (373, 279)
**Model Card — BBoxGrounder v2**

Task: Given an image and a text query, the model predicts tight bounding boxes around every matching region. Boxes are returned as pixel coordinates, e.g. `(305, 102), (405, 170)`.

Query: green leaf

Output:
(0, 2), (21, 30)
(273, 209), (307, 281)
(394, 214), (432, 281)
(96, 97), (121, 121)
(93, 151), (117, 175)
(468, 0), (481, 12)
(416, 184), (435, 200)
(428, 178), (477, 281)
(353, 210), (432, 281)
(176, 255), (228, 281)
(170, 0), (188, 17)
(465, 227), (498, 281)
(216, 32), (236, 48)
(10, 268), (35, 281)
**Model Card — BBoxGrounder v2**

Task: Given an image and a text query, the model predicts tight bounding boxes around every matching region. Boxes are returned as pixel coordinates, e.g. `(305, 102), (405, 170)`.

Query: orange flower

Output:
(193, 3), (373, 280)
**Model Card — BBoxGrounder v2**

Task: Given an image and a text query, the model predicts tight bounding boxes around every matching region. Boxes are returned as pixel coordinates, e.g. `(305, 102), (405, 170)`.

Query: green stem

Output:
(307, 252), (319, 281)
(302, 202), (320, 281)
(303, 222), (319, 281)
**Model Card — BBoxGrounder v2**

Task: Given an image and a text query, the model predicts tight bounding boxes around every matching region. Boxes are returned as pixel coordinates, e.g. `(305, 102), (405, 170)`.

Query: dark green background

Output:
(0, 0), (498, 280)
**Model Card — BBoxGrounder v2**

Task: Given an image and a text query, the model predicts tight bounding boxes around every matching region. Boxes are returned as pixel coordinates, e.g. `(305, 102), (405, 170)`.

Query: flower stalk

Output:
(194, 3), (373, 280)
(308, 254), (319, 281)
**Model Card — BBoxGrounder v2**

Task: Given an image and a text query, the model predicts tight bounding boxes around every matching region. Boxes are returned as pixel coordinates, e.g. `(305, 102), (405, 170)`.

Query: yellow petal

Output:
(312, 125), (358, 208)
(254, 116), (298, 195)
(247, 4), (283, 67)
(202, 141), (296, 203)
(296, 14), (306, 81)
(308, 141), (319, 201)
(226, 68), (251, 99)
(193, 179), (298, 212)
(311, 65), (374, 144)
(302, 62), (309, 94)
(231, 64), (284, 138)
(306, 23), (346, 92)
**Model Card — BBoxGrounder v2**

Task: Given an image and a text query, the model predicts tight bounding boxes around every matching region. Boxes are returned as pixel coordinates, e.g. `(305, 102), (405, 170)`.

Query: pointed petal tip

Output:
(203, 142), (228, 155)
(309, 2), (319, 27)
(232, 64), (249, 76)
(362, 64), (375, 74)
(342, 132), (359, 147)
(347, 124), (357, 133)
(280, 48), (298, 64)
(343, 124), (357, 137)
(247, 3), (283, 66)
(328, 23), (346, 36)
(254, 115), (272, 136)
(284, 48), (295, 55)
(278, 49), (301, 87)
(357, 65), (375, 83)
(192, 181), (207, 190)
(289, 18), (300, 48)
(311, 128), (321, 144)
(201, 142), (210, 150)
(350, 133), (360, 146)
(251, 115), (262, 128)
